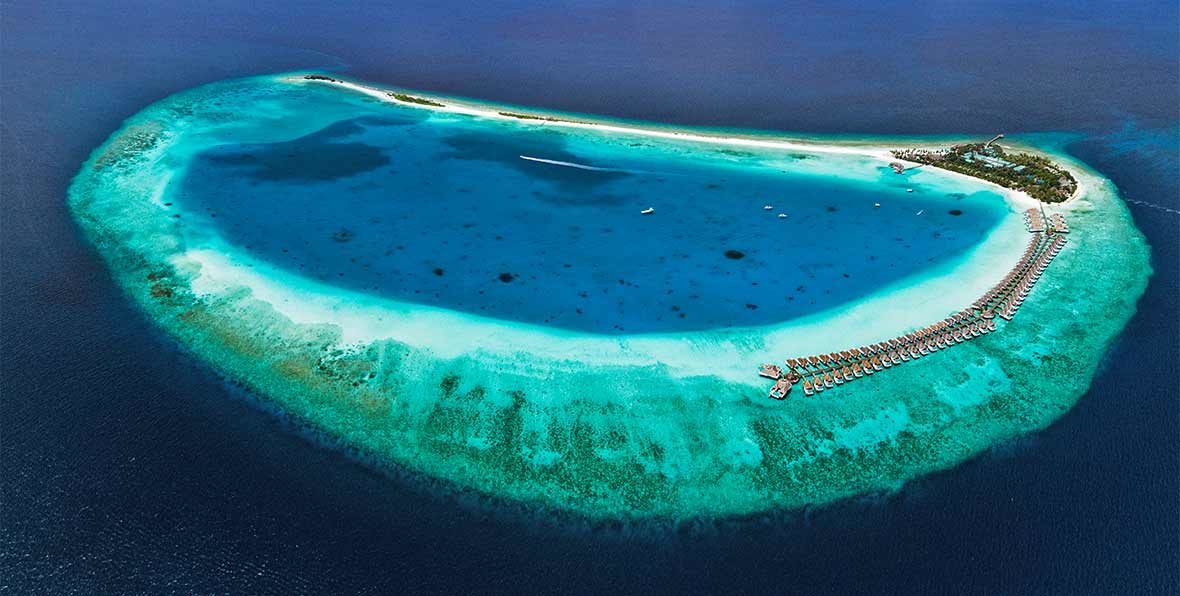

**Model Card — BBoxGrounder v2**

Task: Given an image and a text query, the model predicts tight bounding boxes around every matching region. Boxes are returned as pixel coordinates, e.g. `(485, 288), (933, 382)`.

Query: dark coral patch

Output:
(200, 117), (405, 182)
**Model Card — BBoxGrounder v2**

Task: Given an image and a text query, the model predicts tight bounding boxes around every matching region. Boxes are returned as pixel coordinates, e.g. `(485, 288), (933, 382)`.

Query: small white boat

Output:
(907, 188), (914, 193)
(640, 207), (655, 215)
(916, 209), (924, 215)
(778, 213), (787, 219)
(763, 204), (774, 210)
(874, 203), (881, 208)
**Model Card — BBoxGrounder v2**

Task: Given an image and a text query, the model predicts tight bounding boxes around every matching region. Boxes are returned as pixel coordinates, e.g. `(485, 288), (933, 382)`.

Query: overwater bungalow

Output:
(769, 377), (791, 400)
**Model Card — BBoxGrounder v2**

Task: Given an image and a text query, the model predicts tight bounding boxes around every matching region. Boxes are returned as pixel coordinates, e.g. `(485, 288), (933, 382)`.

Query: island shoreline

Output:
(293, 73), (1084, 208)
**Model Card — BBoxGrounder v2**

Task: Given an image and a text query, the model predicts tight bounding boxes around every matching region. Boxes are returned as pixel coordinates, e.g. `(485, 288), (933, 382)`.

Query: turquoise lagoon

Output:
(68, 74), (1151, 518)
(176, 81), (1007, 333)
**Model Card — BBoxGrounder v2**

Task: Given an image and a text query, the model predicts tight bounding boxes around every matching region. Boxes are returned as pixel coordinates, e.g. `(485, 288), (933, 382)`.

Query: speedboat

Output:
(640, 207), (655, 215)
(778, 213), (787, 219)
(874, 203), (881, 208)
(763, 205), (774, 210)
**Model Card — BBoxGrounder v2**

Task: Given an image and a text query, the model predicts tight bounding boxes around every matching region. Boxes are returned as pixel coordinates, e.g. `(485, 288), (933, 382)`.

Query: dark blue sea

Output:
(2, 1), (1177, 594)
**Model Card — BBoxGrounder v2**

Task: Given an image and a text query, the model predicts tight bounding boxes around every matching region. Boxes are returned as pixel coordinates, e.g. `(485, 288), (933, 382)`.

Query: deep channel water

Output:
(174, 83), (1006, 333)
(67, 73), (1151, 520)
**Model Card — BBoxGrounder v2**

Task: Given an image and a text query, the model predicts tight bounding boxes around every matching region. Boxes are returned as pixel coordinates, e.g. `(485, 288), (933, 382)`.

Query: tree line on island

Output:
(301, 76), (446, 108)
(893, 142), (1077, 203)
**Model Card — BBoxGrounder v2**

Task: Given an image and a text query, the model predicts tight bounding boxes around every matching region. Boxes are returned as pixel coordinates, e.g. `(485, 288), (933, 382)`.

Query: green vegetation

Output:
(388, 92), (445, 107)
(499, 111), (564, 122)
(302, 77), (444, 108)
(894, 142), (1077, 203)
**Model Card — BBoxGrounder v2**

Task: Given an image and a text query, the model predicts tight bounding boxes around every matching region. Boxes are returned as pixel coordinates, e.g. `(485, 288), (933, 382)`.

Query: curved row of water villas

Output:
(758, 223), (1069, 399)
(759, 315), (998, 398)
(976, 233), (1067, 320)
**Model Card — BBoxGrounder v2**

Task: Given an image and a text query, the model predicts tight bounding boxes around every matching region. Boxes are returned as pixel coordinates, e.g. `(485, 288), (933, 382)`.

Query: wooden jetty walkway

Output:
(758, 208), (1069, 399)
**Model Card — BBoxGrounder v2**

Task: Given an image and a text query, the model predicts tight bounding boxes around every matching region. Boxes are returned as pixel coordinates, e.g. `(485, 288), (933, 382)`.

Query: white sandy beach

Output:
(292, 75), (1082, 208)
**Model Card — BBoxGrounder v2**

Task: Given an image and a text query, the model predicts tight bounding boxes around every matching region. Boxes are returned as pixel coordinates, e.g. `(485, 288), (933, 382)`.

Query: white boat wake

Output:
(519, 155), (629, 172)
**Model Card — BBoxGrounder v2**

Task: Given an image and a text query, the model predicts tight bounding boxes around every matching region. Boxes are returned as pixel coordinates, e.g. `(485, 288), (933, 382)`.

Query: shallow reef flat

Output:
(68, 74), (1151, 519)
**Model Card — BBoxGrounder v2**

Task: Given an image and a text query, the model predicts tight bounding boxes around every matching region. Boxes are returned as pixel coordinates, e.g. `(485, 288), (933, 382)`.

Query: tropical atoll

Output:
(67, 73), (1151, 519)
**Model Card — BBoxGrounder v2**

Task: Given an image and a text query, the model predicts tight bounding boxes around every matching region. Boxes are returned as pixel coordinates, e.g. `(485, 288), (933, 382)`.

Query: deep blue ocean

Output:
(2, 1), (1177, 594)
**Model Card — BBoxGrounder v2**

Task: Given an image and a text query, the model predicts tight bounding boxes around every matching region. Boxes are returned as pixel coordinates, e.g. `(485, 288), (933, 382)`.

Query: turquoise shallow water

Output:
(67, 73), (1152, 519)
(171, 80), (1005, 333)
